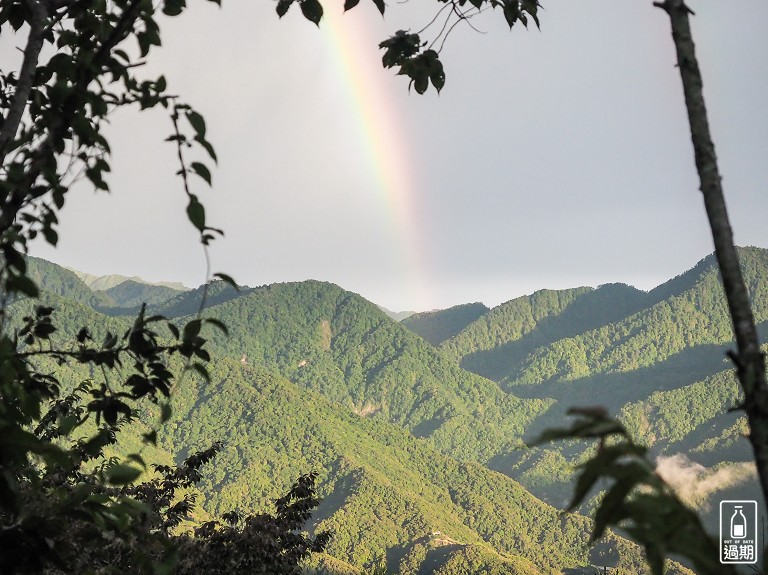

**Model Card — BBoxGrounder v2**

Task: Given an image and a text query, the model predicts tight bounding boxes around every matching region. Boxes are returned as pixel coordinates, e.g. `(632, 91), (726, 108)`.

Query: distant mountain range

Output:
(18, 248), (768, 574)
(68, 268), (188, 292)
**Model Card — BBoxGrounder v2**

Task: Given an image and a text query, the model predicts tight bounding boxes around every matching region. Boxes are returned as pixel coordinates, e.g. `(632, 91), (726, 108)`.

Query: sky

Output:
(19, 0), (768, 312)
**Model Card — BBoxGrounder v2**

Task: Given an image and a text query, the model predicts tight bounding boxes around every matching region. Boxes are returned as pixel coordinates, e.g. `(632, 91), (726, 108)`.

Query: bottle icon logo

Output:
(731, 506), (747, 539)
(720, 500), (758, 564)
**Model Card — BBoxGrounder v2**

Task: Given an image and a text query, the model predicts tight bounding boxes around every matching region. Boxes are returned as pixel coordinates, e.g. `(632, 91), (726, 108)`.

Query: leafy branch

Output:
(532, 407), (737, 575)
(276, 0), (541, 94)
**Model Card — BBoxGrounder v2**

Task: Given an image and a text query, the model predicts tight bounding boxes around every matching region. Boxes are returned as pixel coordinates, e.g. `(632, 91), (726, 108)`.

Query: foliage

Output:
(277, 0), (541, 94)
(0, 295), (216, 572)
(172, 470), (330, 575)
(532, 408), (736, 575)
(401, 302), (489, 347)
(0, 0), (330, 573)
(26, 252), (767, 572)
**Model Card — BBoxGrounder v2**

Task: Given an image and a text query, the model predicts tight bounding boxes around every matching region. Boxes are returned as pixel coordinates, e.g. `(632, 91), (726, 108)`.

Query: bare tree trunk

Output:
(654, 0), (768, 506)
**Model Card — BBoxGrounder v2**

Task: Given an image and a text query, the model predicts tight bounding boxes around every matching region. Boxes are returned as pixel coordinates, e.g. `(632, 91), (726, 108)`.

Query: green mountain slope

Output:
(69, 269), (187, 291)
(510, 248), (768, 387)
(152, 280), (243, 317)
(440, 284), (648, 383)
(157, 357), (681, 574)
(26, 256), (116, 308)
(23, 251), (765, 574)
(409, 248), (767, 514)
(103, 279), (183, 307)
(401, 303), (489, 346)
(179, 280), (550, 463)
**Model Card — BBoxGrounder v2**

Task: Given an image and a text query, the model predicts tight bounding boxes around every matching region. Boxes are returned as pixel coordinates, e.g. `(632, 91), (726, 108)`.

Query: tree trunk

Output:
(654, 0), (768, 506)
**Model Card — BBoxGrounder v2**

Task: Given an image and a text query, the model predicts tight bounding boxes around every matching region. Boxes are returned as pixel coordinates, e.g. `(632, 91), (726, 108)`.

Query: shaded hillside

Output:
(437, 285), (647, 382)
(401, 302), (489, 346)
(157, 357), (682, 574)
(70, 269), (187, 291)
(399, 249), (768, 513)
(183, 280), (551, 464)
(25, 256), (115, 308)
(152, 280), (244, 317)
(509, 249), (768, 387)
(102, 279), (183, 307)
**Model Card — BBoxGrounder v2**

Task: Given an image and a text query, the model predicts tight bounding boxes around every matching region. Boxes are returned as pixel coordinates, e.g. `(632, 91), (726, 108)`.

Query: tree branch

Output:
(0, 0), (49, 164)
(655, 0), (768, 507)
(0, 0), (145, 237)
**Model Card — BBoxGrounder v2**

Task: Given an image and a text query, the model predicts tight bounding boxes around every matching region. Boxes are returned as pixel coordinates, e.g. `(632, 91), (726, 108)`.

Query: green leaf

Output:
(503, 0), (518, 28)
(213, 272), (238, 291)
(205, 317), (230, 336)
(593, 476), (638, 541)
(413, 72), (428, 95)
(42, 225), (59, 246)
(344, 0), (360, 10)
(276, 0), (293, 17)
(143, 430), (158, 445)
(521, 0), (540, 29)
(160, 402), (172, 424)
(127, 453), (147, 469)
(186, 196), (206, 231)
(163, 0), (186, 16)
(2, 245), (25, 273)
(6, 273), (39, 297)
(300, 0), (323, 25)
(186, 110), (206, 137)
(194, 135), (218, 163)
(189, 362), (211, 382)
(166, 322), (180, 339)
(106, 464), (142, 485)
(183, 319), (202, 341)
(191, 162), (212, 186)
(57, 414), (79, 436)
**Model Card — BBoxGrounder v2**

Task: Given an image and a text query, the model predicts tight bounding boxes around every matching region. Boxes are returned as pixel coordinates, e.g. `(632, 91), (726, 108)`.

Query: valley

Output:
(19, 248), (768, 574)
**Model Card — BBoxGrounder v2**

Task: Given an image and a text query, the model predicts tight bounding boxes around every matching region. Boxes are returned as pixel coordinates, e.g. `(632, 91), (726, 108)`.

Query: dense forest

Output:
(12, 249), (767, 573)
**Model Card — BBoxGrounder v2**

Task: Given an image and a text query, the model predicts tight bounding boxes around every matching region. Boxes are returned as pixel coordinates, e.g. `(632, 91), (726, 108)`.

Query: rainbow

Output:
(320, 5), (433, 310)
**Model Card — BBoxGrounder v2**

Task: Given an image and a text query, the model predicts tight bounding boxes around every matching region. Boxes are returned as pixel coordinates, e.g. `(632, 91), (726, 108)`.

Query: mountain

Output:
(377, 305), (416, 322)
(406, 248), (767, 520)
(19, 250), (768, 573)
(401, 302), (489, 346)
(102, 279), (184, 308)
(68, 268), (188, 291)
(439, 284), (648, 383)
(26, 256), (116, 308)
(158, 356), (666, 574)
(13, 260), (676, 573)
(177, 280), (550, 464)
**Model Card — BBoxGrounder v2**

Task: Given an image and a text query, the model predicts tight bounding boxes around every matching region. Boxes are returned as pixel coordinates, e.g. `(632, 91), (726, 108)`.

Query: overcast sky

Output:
(22, 1), (768, 312)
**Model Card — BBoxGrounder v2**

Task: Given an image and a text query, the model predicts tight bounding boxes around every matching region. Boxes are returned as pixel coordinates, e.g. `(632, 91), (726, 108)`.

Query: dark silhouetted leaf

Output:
(300, 0), (323, 25)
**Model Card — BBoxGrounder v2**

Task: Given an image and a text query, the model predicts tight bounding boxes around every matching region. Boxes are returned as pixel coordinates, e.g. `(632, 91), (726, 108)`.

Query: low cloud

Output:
(655, 453), (756, 508)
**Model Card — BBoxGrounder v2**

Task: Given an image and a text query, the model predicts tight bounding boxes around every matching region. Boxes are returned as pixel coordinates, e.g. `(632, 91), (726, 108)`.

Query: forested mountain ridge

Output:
(20, 250), (765, 573)
(103, 279), (184, 307)
(156, 356), (673, 574)
(69, 267), (188, 291)
(404, 248), (766, 520)
(26, 256), (117, 309)
(176, 280), (551, 463)
(509, 248), (768, 387)
(14, 260), (682, 574)
(434, 248), (768, 389)
(401, 302), (489, 346)
(439, 284), (648, 382)
(25, 256), (186, 313)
